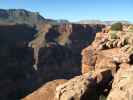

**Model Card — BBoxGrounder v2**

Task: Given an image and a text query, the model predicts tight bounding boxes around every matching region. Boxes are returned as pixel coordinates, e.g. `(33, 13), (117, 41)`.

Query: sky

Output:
(0, 0), (133, 22)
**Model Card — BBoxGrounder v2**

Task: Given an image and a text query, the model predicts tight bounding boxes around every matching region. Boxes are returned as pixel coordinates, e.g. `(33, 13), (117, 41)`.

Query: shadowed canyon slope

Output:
(0, 9), (104, 99)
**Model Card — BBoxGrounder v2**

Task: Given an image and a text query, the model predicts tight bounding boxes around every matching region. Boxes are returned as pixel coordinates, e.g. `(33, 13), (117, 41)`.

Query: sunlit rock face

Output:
(80, 25), (133, 100)
(107, 64), (133, 100)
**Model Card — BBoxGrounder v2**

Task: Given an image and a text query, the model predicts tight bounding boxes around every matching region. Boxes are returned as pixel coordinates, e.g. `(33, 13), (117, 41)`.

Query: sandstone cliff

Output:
(23, 24), (133, 100)
(54, 24), (133, 100)
(30, 23), (104, 83)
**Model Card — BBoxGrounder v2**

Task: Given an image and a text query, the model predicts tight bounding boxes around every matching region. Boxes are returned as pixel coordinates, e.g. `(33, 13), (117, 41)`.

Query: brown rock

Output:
(95, 55), (116, 76)
(98, 48), (130, 64)
(82, 47), (130, 75)
(80, 25), (133, 100)
(81, 64), (91, 74)
(81, 46), (97, 74)
(107, 64), (133, 100)
(55, 69), (113, 100)
(22, 79), (67, 100)
(55, 73), (97, 100)
(92, 32), (103, 49)
(95, 48), (130, 76)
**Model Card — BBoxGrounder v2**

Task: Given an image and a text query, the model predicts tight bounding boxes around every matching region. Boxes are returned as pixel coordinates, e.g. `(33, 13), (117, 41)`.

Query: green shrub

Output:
(109, 31), (118, 39)
(111, 22), (123, 31)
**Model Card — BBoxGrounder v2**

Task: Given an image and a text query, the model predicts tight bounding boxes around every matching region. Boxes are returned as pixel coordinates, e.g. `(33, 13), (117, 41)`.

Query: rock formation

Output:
(107, 64), (133, 100)
(54, 24), (133, 100)
(3, 9), (133, 100)
(0, 9), (104, 99)
(22, 79), (67, 100)
(23, 68), (112, 100)
(55, 69), (113, 100)
(15, 18), (133, 100)
(54, 73), (97, 100)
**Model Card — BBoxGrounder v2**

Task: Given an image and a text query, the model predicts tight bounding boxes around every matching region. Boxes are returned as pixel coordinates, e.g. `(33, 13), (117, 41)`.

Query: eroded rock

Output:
(22, 79), (67, 100)
(107, 64), (133, 100)
(55, 69), (113, 100)
(55, 73), (97, 100)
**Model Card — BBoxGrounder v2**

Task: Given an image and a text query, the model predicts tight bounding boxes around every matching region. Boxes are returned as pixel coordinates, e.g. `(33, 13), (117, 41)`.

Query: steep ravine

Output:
(0, 23), (104, 99)
(30, 23), (105, 82)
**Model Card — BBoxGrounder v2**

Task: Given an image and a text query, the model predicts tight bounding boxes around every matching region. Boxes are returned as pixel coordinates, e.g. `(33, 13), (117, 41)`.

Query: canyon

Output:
(0, 9), (104, 99)
(1, 9), (132, 100)
(23, 23), (133, 100)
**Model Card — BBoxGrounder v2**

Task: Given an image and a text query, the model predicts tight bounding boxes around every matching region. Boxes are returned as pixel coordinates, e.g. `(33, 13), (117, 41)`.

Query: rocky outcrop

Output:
(81, 25), (133, 100)
(55, 69), (113, 100)
(22, 79), (67, 100)
(81, 46), (97, 74)
(107, 64), (133, 100)
(81, 29), (131, 74)
(55, 73), (97, 100)
(24, 68), (112, 100)
(24, 24), (133, 100)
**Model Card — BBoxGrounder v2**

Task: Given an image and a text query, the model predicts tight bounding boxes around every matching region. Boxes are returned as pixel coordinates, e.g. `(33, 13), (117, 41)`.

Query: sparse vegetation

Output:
(128, 26), (133, 32)
(109, 31), (118, 39)
(111, 22), (123, 31)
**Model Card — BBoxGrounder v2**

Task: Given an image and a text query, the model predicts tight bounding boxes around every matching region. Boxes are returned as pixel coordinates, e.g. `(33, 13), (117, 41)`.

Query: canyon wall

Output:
(0, 9), (105, 99)
(31, 23), (104, 82)
(0, 23), (104, 99)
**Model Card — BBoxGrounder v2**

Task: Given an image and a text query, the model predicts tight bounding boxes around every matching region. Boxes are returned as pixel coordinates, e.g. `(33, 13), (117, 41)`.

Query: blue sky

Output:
(0, 0), (133, 22)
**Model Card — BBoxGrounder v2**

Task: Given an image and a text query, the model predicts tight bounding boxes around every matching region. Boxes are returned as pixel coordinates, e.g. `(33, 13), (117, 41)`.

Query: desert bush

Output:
(109, 31), (118, 39)
(111, 22), (123, 31)
(128, 26), (133, 32)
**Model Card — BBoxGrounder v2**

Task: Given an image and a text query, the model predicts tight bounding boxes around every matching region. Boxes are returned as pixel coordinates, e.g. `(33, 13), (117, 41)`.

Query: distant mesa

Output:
(77, 20), (105, 25)
(77, 20), (131, 25)
(0, 9), (45, 25)
(0, 9), (131, 26)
